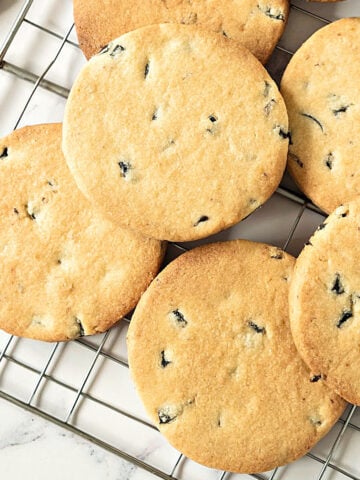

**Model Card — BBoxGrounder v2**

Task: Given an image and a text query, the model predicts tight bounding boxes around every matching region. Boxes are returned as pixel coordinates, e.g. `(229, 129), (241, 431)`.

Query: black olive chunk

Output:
(110, 44), (125, 57)
(278, 128), (292, 144)
(248, 320), (266, 334)
(333, 105), (350, 116)
(160, 350), (171, 368)
(98, 44), (110, 55)
(172, 309), (188, 327)
(118, 161), (131, 178)
(270, 251), (283, 260)
(300, 113), (324, 132)
(0, 147), (8, 158)
(75, 317), (85, 337)
(337, 310), (353, 328)
(331, 274), (345, 295)
(144, 62), (150, 78)
(158, 409), (177, 424)
(194, 216), (209, 226)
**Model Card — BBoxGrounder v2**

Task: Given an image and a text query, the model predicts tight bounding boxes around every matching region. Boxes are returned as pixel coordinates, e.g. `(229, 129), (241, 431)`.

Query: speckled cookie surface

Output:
(281, 18), (360, 213)
(290, 201), (360, 405)
(63, 24), (289, 242)
(73, 0), (289, 63)
(0, 124), (164, 342)
(127, 240), (345, 473)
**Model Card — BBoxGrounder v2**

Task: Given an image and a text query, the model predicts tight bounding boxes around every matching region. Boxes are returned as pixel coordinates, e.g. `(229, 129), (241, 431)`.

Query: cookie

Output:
(63, 24), (289, 242)
(281, 18), (360, 213)
(127, 240), (345, 473)
(289, 201), (360, 405)
(0, 124), (164, 342)
(73, 0), (289, 63)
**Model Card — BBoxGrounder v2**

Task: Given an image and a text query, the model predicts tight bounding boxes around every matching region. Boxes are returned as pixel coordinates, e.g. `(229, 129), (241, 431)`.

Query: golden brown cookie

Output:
(127, 240), (346, 473)
(290, 200), (360, 405)
(73, 0), (289, 63)
(281, 18), (360, 213)
(63, 24), (289, 242)
(0, 124), (164, 342)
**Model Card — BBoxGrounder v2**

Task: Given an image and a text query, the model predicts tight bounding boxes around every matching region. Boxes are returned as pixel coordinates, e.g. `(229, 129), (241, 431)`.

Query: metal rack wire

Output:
(0, 1), (359, 479)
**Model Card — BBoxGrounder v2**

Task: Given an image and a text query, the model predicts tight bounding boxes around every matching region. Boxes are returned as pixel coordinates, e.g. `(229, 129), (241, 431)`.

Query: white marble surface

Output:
(0, 399), (140, 480)
(1, 1), (360, 479)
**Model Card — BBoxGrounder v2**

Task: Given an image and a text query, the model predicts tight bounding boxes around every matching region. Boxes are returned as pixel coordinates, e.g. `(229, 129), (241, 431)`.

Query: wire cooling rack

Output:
(1, 1), (360, 479)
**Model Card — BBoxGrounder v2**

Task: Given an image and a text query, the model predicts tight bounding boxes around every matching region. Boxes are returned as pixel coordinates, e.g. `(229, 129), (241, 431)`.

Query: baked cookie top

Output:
(290, 200), (360, 405)
(63, 24), (289, 242)
(127, 240), (345, 473)
(0, 124), (164, 342)
(281, 18), (360, 214)
(73, 0), (289, 63)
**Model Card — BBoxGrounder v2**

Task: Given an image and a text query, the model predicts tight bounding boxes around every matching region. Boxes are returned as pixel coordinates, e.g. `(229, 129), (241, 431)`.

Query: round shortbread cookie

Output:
(281, 18), (360, 214)
(73, 0), (289, 63)
(63, 24), (289, 242)
(0, 124), (164, 342)
(127, 240), (345, 473)
(290, 201), (360, 405)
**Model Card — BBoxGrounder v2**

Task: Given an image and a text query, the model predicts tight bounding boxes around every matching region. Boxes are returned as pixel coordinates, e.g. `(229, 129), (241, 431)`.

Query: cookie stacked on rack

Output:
(281, 18), (360, 407)
(127, 240), (346, 473)
(0, 124), (164, 341)
(73, 0), (289, 63)
(1, 1), (359, 476)
(62, 23), (289, 241)
(281, 18), (360, 214)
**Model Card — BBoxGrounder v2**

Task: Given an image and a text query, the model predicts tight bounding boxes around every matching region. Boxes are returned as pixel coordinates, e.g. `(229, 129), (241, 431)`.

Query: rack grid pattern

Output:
(0, 1), (359, 479)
